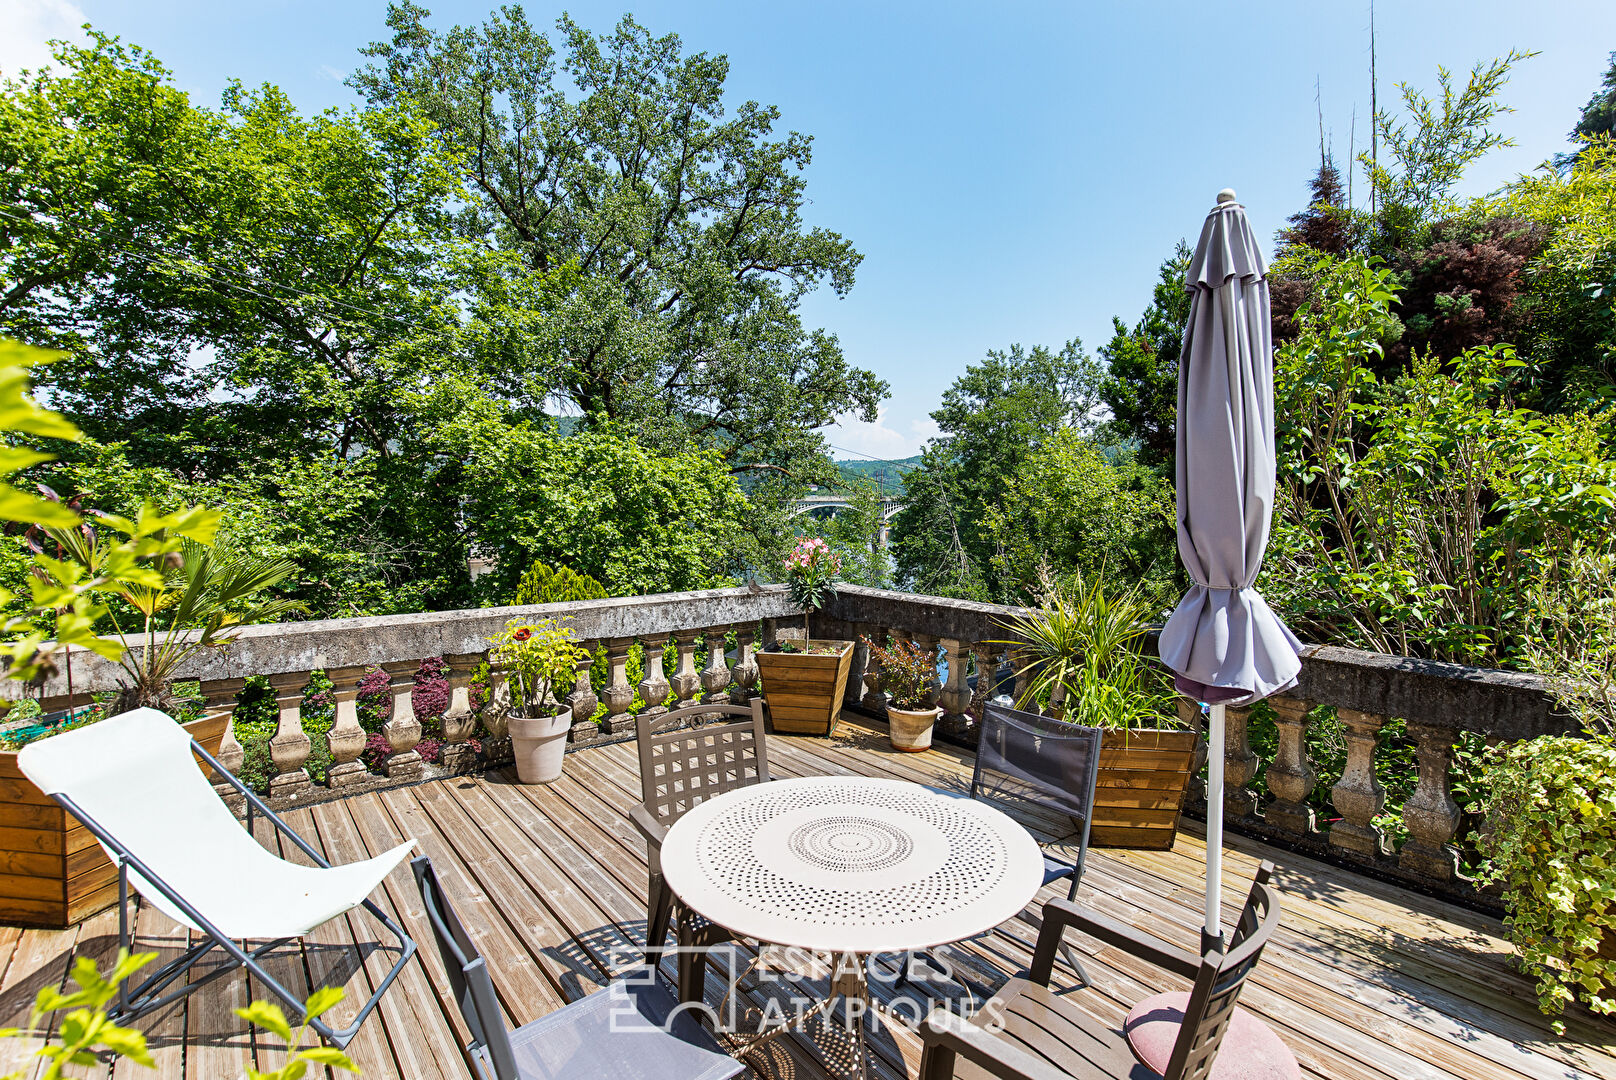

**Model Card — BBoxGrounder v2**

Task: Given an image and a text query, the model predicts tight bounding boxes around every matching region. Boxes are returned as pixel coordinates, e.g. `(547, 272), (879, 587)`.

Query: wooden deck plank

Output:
(1, 725), (1612, 1080)
(281, 805), (403, 1080)
(246, 812), (316, 1076)
(307, 797), (453, 1080)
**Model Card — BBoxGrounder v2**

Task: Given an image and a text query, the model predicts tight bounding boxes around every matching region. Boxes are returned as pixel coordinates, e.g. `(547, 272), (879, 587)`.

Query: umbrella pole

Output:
(1204, 701), (1226, 954)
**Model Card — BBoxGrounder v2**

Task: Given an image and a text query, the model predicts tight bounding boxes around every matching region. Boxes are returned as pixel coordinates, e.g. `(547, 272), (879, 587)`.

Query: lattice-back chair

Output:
(916, 862), (1298, 1080)
(412, 856), (742, 1080)
(630, 698), (770, 1002)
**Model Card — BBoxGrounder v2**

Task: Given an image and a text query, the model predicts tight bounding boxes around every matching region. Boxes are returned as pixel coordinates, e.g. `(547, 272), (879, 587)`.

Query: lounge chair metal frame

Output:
(49, 737), (416, 1049)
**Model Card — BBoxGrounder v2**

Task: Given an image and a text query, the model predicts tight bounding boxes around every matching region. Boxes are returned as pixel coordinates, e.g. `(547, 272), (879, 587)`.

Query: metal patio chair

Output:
(17, 707), (416, 1048)
(917, 863), (1297, 1080)
(631, 698), (770, 1003)
(896, 701), (1103, 992)
(413, 855), (742, 1080)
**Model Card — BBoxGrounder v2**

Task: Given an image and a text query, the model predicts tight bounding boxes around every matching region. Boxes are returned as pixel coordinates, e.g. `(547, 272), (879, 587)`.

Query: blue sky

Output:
(5, 1), (1615, 460)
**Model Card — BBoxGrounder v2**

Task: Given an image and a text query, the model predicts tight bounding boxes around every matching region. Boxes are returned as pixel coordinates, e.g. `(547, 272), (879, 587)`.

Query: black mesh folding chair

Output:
(412, 856), (743, 1080)
(971, 701), (1103, 903)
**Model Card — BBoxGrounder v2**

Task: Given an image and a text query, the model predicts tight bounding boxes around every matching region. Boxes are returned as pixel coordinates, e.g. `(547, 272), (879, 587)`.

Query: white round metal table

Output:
(659, 775), (1044, 1076)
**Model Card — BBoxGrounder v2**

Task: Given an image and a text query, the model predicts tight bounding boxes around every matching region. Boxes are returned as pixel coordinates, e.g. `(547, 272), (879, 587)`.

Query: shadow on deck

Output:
(0, 718), (1610, 1080)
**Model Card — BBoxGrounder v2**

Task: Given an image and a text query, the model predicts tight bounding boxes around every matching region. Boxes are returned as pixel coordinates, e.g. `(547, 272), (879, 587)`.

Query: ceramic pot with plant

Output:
(862, 635), (941, 752)
(997, 571), (1194, 849)
(756, 538), (855, 736)
(490, 617), (583, 784)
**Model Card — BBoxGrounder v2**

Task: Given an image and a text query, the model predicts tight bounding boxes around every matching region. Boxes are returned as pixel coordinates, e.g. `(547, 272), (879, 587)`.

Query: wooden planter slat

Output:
(0, 713), (227, 928)
(757, 640), (853, 736)
(1089, 727), (1197, 851)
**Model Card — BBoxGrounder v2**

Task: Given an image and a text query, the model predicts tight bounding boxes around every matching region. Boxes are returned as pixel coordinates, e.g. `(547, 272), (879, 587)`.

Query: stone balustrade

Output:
(3, 583), (1577, 900)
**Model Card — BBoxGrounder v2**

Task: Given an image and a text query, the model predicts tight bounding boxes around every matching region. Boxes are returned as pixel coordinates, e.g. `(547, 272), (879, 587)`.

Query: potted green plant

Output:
(756, 538), (854, 736)
(489, 617), (583, 783)
(862, 635), (941, 752)
(997, 570), (1193, 849)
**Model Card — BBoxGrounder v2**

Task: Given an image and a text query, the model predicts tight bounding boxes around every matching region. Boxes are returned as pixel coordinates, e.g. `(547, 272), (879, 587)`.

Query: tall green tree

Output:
(890, 340), (1097, 601)
(1557, 51), (1616, 170)
(1097, 242), (1192, 470)
(350, 4), (885, 481)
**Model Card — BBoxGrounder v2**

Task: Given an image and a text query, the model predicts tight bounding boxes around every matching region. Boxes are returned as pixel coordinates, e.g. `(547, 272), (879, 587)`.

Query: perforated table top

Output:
(660, 776), (1044, 954)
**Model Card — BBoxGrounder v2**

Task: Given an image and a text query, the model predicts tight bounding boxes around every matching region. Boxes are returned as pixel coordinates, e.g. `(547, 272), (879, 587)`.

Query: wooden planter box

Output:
(1090, 728), (1198, 850)
(0, 712), (228, 929)
(756, 640), (854, 737)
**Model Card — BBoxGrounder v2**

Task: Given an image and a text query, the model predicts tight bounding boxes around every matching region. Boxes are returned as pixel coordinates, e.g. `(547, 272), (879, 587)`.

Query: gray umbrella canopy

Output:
(1158, 191), (1303, 947)
(1159, 192), (1303, 707)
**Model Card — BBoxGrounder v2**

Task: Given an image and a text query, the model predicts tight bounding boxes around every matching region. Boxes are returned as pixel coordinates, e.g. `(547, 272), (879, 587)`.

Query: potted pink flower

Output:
(756, 538), (855, 737)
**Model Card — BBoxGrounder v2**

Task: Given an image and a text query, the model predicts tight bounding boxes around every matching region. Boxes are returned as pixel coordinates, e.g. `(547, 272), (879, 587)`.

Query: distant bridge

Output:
(790, 494), (906, 521)
(791, 494), (906, 544)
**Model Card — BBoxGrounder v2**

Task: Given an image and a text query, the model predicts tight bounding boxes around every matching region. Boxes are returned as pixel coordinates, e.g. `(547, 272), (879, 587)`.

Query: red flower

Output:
(513, 627), (533, 642)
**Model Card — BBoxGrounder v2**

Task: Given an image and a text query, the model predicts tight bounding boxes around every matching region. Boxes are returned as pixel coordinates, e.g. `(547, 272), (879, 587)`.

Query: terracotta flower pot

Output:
(508, 709), (571, 784)
(886, 705), (941, 753)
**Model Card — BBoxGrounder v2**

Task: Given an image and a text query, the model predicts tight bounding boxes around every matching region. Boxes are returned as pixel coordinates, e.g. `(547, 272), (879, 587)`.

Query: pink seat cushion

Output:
(1124, 991), (1299, 1080)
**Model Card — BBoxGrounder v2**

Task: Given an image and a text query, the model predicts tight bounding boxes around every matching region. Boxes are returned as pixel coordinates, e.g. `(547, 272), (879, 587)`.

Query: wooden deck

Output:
(0, 717), (1612, 1080)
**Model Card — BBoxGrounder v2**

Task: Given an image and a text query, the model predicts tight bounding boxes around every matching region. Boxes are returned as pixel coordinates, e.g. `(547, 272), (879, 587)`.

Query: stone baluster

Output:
(846, 626), (872, 710)
(1265, 696), (1318, 835)
(200, 677), (247, 812)
(1330, 708), (1391, 858)
(670, 630), (703, 714)
(324, 665), (371, 789)
(971, 642), (1000, 718)
(729, 626), (759, 705)
(1179, 698), (1206, 805)
(761, 618), (780, 648)
(1224, 704), (1259, 820)
(914, 633), (942, 711)
(266, 670), (313, 799)
(638, 634), (673, 730)
(861, 627), (889, 713)
(381, 660), (424, 781)
(438, 653), (481, 772)
(480, 662), (513, 765)
(1010, 644), (1034, 711)
(567, 642), (601, 744)
(1400, 720), (1463, 882)
(601, 638), (637, 736)
(1046, 677), (1068, 720)
(938, 638), (972, 741)
(700, 627), (732, 706)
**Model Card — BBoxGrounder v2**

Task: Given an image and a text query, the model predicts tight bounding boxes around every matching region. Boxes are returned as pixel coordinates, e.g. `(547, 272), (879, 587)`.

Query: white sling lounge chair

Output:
(18, 707), (417, 1047)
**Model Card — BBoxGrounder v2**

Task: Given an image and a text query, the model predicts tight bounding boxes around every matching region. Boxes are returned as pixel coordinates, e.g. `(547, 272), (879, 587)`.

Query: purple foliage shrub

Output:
(413, 657), (449, 735)
(357, 666), (392, 732)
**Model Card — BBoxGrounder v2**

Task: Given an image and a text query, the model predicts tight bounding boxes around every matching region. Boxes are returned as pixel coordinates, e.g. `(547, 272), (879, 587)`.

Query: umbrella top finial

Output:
(1216, 188), (1237, 204)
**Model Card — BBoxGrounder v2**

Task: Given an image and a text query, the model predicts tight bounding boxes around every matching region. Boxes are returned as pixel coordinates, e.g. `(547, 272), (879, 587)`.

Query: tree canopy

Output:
(0, 16), (880, 619)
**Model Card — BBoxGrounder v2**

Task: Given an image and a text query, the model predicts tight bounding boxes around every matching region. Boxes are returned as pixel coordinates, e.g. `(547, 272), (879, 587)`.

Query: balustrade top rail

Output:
(3, 585), (803, 700)
(0, 581), (1578, 898)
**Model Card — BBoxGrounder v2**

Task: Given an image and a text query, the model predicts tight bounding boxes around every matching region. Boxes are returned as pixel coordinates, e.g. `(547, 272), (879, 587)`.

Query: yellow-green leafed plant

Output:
(236, 988), (360, 1080)
(0, 949), (156, 1079)
(488, 617), (584, 716)
(1475, 541), (1616, 1030)
(1476, 734), (1616, 1029)
(0, 950), (356, 1079)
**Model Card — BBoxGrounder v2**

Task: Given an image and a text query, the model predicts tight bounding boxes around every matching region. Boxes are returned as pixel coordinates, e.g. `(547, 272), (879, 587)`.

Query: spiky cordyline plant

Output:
(994, 566), (1178, 734)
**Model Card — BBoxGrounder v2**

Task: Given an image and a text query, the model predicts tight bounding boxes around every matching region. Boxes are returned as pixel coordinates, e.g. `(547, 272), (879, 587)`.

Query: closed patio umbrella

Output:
(1158, 189), (1304, 951)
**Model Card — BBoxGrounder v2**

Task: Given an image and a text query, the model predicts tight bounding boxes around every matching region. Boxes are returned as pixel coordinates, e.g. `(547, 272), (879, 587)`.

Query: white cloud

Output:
(0, 0), (85, 79)
(318, 64), (347, 82)
(825, 409), (937, 462)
